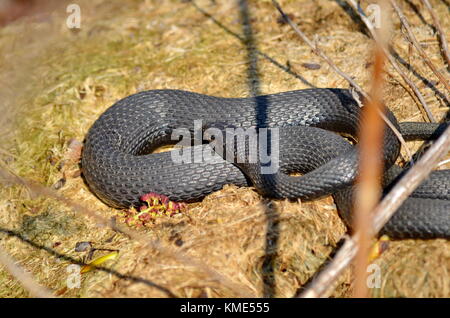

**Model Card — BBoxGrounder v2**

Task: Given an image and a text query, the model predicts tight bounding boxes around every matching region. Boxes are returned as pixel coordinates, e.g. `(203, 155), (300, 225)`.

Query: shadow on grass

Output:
(191, 0), (316, 88)
(237, 0), (279, 297)
(0, 227), (176, 297)
(333, 0), (450, 113)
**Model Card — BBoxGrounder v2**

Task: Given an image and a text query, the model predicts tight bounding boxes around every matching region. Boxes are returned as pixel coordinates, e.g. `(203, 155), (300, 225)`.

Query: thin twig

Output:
(390, 0), (450, 93)
(299, 124), (450, 297)
(272, 0), (366, 96)
(437, 158), (450, 167)
(272, 0), (449, 297)
(347, 0), (437, 123)
(0, 167), (255, 298)
(271, 0), (413, 161)
(372, 125), (450, 230)
(0, 247), (55, 298)
(421, 0), (450, 68)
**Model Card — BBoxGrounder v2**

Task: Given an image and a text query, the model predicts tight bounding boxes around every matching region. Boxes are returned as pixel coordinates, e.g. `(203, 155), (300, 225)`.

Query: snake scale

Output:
(82, 88), (450, 239)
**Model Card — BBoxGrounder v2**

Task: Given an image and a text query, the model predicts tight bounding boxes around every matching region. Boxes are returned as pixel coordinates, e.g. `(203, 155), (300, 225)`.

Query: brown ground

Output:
(0, 0), (449, 298)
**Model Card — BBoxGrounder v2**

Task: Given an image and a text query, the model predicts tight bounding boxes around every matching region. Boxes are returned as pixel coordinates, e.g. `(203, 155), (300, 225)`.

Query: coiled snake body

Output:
(82, 88), (450, 239)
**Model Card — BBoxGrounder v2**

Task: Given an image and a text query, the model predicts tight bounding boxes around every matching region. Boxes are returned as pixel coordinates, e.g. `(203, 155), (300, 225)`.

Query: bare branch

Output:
(390, 0), (450, 93)
(372, 125), (450, 231)
(298, 236), (356, 298)
(347, 0), (437, 123)
(299, 124), (450, 298)
(0, 167), (255, 298)
(0, 247), (55, 298)
(437, 158), (450, 167)
(271, 0), (413, 161)
(271, 0), (366, 96)
(421, 0), (450, 68)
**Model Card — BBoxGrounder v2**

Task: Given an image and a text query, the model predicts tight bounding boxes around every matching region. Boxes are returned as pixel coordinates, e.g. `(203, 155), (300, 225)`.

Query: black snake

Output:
(81, 88), (450, 239)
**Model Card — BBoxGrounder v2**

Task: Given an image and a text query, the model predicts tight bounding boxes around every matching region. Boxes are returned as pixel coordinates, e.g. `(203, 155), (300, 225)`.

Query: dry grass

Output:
(0, 0), (448, 297)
